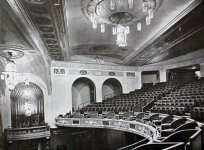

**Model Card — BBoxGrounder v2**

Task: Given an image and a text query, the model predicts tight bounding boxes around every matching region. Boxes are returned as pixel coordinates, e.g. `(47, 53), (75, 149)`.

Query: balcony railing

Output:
(55, 117), (157, 140)
(5, 125), (50, 141)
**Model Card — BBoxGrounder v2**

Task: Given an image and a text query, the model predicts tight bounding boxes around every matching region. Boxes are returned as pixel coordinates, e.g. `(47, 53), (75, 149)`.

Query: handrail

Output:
(142, 99), (156, 112)
(133, 99), (147, 112)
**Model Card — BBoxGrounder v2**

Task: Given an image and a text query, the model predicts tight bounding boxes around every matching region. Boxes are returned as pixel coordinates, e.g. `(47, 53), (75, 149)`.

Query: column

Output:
(159, 69), (167, 82)
(95, 85), (102, 103)
(137, 71), (142, 89)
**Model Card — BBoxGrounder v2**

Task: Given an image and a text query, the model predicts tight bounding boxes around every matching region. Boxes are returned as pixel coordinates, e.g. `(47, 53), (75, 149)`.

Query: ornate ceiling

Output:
(81, 0), (162, 26)
(1, 0), (204, 66)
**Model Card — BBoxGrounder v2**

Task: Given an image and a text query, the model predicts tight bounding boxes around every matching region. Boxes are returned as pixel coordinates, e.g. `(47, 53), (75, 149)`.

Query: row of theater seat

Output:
(81, 80), (183, 113)
(80, 77), (204, 122)
(151, 77), (204, 121)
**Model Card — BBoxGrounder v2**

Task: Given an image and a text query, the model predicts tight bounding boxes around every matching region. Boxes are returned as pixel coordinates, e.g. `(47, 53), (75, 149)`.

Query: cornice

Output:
(139, 25), (204, 65)
(52, 55), (204, 72)
(139, 56), (204, 71)
(51, 61), (138, 72)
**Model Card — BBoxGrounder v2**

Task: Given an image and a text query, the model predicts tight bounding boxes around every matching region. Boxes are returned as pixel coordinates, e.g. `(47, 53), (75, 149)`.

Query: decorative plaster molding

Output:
(55, 118), (157, 140)
(52, 56), (204, 73)
(52, 61), (137, 71)
(68, 69), (124, 77)
(164, 57), (204, 70)
(139, 57), (204, 71)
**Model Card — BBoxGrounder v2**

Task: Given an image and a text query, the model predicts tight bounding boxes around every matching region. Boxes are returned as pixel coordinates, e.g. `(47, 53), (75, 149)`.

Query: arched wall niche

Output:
(2, 73), (50, 129)
(72, 77), (96, 111)
(102, 78), (123, 100)
(10, 82), (44, 128)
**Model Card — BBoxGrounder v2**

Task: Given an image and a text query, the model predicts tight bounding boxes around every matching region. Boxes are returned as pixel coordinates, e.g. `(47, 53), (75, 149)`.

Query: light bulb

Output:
(101, 24), (105, 33)
(128, 0), (134, 9)
(90, 13), (95, 22)
(142, 2), (147, 12)
(96, 5), (101, 14)
(148, 9), (153, 19)
(110, 0), (115, 10)
(137, 22), (142, 31)
(146, 16), (150, 25)
(92, 20), (97, 29)
(125, 26), (130, 34)
(112, 27), (116, 35)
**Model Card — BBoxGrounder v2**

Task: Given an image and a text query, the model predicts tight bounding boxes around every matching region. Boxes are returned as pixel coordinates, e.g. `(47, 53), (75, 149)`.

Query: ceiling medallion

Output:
(0, 49), (24, 59)
(82, 0), (162, 47)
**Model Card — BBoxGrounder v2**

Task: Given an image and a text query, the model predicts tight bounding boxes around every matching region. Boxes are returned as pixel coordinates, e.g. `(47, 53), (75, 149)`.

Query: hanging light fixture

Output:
(115, 25), (129, 47)
(1, 52), (18, 91)
(82, 0), (159, 47)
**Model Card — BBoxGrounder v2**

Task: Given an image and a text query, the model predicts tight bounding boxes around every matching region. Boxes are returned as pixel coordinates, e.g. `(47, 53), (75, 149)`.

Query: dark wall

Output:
(50, 127), (144, 150)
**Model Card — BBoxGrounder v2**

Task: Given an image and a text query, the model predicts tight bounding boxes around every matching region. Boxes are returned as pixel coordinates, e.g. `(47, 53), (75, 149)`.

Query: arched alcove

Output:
(10, 82), (44, 128)
(102, 78), (122, 100)
(72, 77), (96, 111)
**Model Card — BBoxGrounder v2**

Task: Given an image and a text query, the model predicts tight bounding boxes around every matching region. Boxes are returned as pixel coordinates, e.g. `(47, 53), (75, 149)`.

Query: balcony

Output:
(55, 117), (157, 140)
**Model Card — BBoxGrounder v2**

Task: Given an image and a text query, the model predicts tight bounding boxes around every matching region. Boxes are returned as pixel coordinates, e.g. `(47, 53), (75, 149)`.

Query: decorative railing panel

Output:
(5, 126), (50, 141)
(55, 118), (157, 140)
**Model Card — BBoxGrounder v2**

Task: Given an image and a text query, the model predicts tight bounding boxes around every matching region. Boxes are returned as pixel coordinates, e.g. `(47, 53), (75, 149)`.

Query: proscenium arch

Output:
(10, 82), (44, 128)
(72, 77), (96, 111)
(102, 78), (123, 100)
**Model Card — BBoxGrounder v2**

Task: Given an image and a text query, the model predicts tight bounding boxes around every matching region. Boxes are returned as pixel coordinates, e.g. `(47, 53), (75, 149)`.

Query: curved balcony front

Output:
(55, 118), (158, 140)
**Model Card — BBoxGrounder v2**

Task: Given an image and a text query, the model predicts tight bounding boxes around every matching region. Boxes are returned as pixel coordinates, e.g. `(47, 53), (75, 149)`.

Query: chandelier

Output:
(82, 0), (161, 47)
(1, 58), (18, 91)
